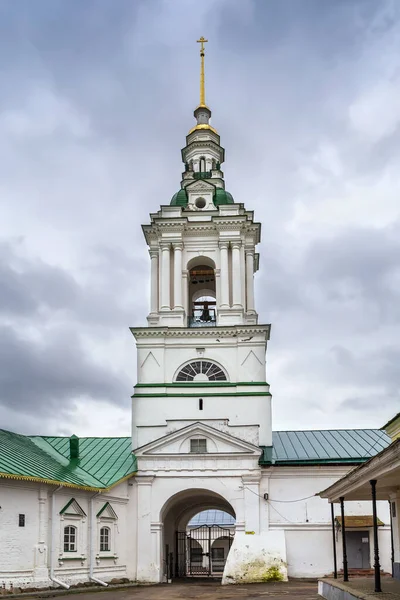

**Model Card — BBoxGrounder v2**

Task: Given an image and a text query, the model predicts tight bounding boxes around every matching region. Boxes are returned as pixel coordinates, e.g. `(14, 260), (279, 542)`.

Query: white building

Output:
(0, 40), (394, 590)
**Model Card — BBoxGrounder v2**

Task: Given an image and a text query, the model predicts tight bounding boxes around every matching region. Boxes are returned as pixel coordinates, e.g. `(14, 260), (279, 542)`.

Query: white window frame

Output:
(63, 524), (77, 552)
(190, 438), (207, 453)
(99, 525), (111, 552)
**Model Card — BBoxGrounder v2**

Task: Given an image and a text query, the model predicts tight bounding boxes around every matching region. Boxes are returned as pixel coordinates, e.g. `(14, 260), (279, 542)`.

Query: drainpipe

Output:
(89, 492), (108, 587)
(50, 486), (70, 590)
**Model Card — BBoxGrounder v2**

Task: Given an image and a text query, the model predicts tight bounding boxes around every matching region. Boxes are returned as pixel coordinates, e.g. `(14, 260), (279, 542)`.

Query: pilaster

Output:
(33, 486), (49, 581)
(242, 474), (261, 534)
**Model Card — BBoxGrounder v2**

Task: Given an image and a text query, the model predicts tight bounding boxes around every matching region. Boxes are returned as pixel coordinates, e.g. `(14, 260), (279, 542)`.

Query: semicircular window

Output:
(176, 360), (227, 382)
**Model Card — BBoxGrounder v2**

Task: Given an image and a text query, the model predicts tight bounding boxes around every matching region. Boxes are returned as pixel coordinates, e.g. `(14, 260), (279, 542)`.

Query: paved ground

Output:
(321, 576), (400, 599)
(32, 580), (320, 600)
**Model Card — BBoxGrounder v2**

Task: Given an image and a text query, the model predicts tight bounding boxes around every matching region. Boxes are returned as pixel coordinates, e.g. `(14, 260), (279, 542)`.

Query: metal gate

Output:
(175, 525), (234, 578)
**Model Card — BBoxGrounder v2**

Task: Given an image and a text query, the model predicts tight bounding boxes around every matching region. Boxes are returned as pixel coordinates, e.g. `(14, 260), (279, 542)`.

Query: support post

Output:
(331, 503), (338, 579)
(340, 497), (348, 582)
(370, 480), (381, 592)
(389, 500), (394, 578)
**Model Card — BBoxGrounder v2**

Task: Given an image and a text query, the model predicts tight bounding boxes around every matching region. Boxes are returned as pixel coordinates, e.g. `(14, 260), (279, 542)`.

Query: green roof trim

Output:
(60, 498), (86, 516)
(97, 501), (118, 519)
(0, 430), (137, 491)
(132, 392), (272, 398)
(259, 429), (391, 466)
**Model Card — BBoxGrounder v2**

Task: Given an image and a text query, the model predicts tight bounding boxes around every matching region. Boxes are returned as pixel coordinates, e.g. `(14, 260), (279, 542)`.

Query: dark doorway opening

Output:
(347, 530), (370, 569)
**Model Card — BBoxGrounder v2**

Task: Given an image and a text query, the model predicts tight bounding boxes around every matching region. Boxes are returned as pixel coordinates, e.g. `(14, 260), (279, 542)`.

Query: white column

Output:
(232, 241), (242, 308)
(136, 476), (159, 582)
(219, 242), (229, 307)
(160, 243), (171, 310)
(149, 249), (158, 314)
(182, 270), (189, 316)
(245, 249), (255, 312)
(173, 243), (183, 309)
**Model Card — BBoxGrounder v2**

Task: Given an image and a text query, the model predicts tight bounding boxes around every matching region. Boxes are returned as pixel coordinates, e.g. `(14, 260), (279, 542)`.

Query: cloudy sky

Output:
(1, 0), (399, 437)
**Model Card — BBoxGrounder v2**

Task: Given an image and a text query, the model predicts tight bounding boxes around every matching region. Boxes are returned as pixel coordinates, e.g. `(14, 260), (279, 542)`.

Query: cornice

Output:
(130, 325), (270, 338)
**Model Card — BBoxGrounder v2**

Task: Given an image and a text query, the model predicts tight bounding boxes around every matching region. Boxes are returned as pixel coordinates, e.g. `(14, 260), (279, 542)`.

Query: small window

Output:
(190, 438), (207, 453)
(64, 525), (77, 552)
(100, 526), (110, 551)
(18, 514), (25, 527)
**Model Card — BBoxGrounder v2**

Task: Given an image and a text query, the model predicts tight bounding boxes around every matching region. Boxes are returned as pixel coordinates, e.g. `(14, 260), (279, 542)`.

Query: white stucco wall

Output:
(0, 480), (133, 590)
(0, 483), (40, 583)
(262, 466), (392, 578)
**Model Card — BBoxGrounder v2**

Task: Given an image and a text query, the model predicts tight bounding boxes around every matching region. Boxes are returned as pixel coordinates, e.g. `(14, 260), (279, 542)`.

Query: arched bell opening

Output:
(160, 489), (235, 580)
(188, 262), (216, 327)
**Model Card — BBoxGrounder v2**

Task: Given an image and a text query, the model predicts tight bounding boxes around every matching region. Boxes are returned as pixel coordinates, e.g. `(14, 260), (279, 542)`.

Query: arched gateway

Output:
(131, 39), (287, 585)
(161, 489), (235, 579)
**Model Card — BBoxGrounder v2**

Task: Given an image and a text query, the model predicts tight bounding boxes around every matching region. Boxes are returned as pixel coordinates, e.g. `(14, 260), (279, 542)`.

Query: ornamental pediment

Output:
(185, 180), (215, 194)
(134, 422), (261, 457)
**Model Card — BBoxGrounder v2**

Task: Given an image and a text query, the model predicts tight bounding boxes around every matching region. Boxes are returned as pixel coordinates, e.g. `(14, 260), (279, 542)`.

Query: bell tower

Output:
(131, 39), (272, 449)
(130, 40), (287, 586)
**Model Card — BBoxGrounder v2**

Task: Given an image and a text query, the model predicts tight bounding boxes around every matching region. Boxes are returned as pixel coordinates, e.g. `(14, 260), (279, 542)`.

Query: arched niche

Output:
(186, 257), (216, 326)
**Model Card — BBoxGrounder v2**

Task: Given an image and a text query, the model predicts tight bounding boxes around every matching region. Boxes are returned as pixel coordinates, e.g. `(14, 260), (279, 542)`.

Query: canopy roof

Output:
(319, 438), (400, 502)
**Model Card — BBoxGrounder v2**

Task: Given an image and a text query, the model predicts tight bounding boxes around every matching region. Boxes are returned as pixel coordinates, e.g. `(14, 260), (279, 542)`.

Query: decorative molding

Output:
(131, 325), (270, 339)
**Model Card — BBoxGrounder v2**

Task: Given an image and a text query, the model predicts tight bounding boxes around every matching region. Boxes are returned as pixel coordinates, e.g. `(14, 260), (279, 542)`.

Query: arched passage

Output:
(161, 489), (235, 579)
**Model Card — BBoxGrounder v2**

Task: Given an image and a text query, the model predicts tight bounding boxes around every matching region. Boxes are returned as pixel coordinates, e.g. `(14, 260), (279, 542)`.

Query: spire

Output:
(189, 37), (217, 135)
(197, 36), (208, 108)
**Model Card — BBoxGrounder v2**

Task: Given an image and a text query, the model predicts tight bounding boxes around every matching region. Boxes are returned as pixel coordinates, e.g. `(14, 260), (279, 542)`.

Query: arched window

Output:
(199, 156), (206, 172)
(176, 360), (227, 382)
(100, 526), (111, 551)
(64, 525), (77, 552)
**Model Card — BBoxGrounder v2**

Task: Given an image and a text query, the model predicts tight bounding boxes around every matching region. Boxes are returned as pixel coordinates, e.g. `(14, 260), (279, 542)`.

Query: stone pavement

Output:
(23, 580), (320, 600)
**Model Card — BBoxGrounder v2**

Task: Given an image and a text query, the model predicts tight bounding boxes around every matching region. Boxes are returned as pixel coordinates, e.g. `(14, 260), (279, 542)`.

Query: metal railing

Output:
(193, 171), (212, 180)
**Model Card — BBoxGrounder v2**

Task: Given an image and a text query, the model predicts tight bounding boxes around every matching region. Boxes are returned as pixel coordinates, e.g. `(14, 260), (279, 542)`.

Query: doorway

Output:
(346, 531), (370, 569)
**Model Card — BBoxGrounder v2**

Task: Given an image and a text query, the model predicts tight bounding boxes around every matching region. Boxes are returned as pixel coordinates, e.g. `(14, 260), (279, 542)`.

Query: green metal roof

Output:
(170, 186), (234, 207)
(170, 189), (188, 206)
(0, 430), (137, 491)
(1, 428), (389, 487)
(260, 429), (391, 466)
(214, 188), (234, 206)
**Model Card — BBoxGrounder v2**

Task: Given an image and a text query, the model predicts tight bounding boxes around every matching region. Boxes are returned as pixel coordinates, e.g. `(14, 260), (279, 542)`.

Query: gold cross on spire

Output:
(197, 36), (208, 54)
(197, 37), (208, 107)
